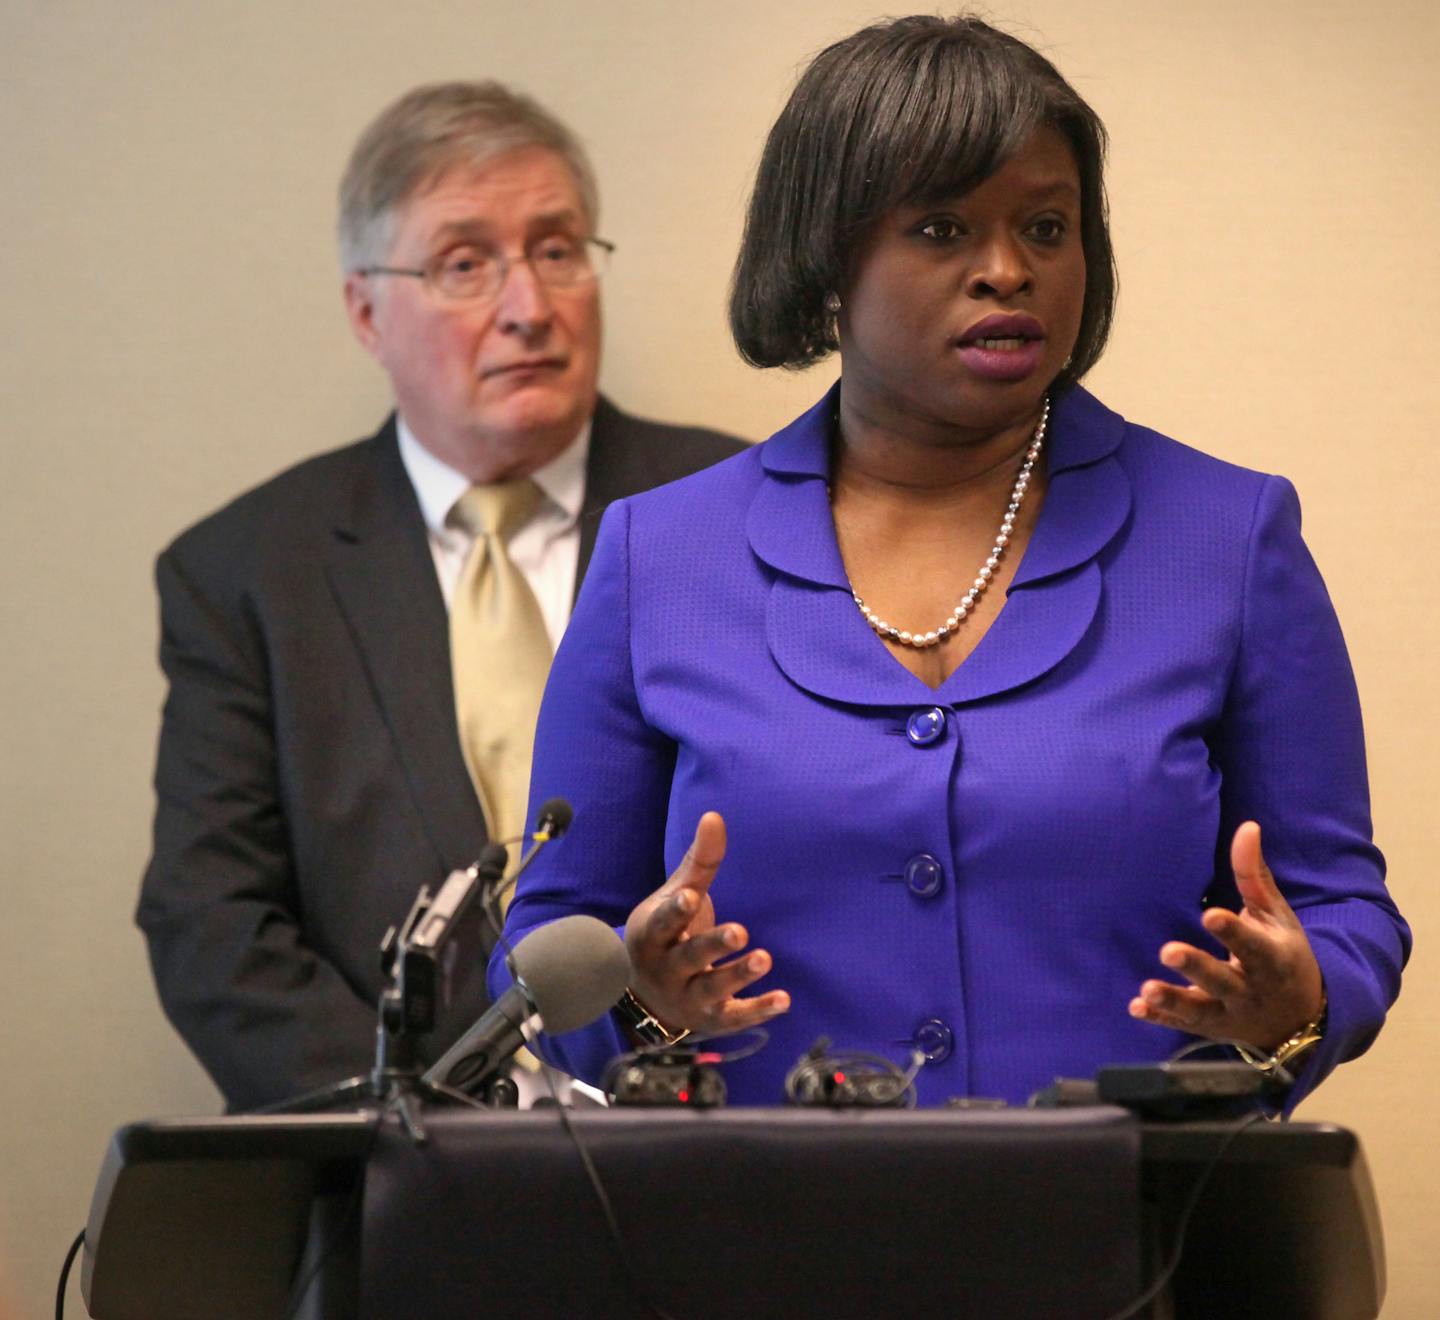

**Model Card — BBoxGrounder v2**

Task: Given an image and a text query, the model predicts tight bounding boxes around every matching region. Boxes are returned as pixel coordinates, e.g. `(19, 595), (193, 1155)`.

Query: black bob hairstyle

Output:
(729, 14), (1116, 393)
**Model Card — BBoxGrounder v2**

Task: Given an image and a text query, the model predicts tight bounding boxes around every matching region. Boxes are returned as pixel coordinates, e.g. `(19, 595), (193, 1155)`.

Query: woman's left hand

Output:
(1130, 821), (1324, 1051)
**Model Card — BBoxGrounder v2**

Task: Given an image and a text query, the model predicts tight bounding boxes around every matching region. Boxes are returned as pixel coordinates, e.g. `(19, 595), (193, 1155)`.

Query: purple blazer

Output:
(492, 384), (1409, 1108)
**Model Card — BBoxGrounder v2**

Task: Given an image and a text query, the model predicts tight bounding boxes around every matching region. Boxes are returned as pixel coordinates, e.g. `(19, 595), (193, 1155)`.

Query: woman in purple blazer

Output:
(494, 16), (1408, 1107)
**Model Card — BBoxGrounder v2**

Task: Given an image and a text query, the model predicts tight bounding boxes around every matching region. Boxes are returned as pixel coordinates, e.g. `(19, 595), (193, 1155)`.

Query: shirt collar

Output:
(396, 413), (592, 535)
(749, 381), (1131, 594)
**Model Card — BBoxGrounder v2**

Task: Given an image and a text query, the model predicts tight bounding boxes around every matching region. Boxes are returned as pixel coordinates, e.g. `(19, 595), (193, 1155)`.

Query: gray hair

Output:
(337, 81), (600, 272)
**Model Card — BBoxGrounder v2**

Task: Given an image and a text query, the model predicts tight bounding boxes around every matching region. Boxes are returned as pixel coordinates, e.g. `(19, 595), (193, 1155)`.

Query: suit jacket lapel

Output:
(324, 417), (489, 868)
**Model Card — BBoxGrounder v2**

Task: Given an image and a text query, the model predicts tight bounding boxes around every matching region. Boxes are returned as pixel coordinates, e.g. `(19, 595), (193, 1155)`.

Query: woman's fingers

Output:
(1229, 820), (1288, 918)
(694, 945), (772, 998)
(1132, 821), (1324, 1050)
(631, 941), (789, 1035)
(1159, 941), (1243, 1000)
(1201, 906), (1280, 973)
(682, 942), (790, 1029)
(671, 921), (748, 973)
(702, 988), (792, 1033)
(646, 887), (705, 945)
(1130, 980), (1221, 1033)
(661, 810), (727, 905)
(623, 810), (790, 1034)
(627, 812), (728, 958)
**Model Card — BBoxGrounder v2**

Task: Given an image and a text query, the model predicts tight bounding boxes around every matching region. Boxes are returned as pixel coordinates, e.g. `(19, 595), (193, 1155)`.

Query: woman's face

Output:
(838, 127), (1086, 440)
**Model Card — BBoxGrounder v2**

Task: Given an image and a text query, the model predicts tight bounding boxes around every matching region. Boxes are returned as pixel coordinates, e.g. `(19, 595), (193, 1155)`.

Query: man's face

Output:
(345, 146), (602, 481)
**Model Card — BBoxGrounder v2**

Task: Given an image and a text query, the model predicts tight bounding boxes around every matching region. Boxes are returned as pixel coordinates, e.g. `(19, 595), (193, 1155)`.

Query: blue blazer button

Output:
(903, 853), (945, 898)
(905, 706), (947, 747)
(912, 1018), (954, 1063)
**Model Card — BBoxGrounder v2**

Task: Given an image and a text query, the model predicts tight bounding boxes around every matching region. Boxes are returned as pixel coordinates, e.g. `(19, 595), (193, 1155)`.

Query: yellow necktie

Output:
(449, 480), (552, 876)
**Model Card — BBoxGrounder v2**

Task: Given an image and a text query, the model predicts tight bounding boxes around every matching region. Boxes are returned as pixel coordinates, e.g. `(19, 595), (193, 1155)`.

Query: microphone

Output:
(533, 796), (574, 841)
(422, 914), (630, 1095)
(488, 796), (574, 912)
(487, 797), (575, 849)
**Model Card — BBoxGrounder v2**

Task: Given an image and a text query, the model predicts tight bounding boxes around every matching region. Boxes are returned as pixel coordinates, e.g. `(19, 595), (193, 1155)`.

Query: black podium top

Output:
(362, 1106), (1141, 1318)
(81, 1107), (1383, 1320)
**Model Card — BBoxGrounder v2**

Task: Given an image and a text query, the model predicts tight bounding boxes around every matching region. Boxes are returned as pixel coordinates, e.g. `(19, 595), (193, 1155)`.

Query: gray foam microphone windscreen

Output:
(513, 914), (632, 1034)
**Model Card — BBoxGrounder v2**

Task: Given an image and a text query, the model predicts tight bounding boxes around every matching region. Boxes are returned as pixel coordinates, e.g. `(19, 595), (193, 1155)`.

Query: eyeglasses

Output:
(357, 236), (614, 303)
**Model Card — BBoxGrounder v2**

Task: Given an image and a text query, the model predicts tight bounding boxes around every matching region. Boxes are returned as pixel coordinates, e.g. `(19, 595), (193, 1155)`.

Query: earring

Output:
(823, 292), (842, 314)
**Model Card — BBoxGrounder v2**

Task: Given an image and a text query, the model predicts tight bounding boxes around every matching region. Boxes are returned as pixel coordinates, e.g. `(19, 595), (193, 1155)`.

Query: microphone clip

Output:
(607, 1046), (727, 1108)
(785, 1037), (921, 1109)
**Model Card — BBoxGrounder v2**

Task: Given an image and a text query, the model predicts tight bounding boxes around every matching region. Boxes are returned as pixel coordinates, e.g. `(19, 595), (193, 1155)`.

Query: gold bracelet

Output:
(1252, 992), (1328, 1076)
(613, 988), (692, 1047)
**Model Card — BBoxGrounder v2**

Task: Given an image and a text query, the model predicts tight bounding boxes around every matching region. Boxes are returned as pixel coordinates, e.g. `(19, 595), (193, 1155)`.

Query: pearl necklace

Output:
(848, 398), (1050, 650)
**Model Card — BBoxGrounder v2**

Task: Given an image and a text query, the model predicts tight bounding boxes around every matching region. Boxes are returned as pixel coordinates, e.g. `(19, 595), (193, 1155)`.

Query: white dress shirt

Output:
(396, 415), (591, 650)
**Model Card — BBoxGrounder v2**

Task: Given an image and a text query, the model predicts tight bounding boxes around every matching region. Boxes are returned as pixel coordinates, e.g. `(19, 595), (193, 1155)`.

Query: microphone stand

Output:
(266, 798), (576, 1140)
(259, 846), (517, 1144)
(427, 801), (574, 1100)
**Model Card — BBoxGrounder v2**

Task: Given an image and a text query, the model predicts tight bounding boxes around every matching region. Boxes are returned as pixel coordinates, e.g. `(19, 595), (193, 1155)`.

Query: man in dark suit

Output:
(136, 82), (743, 1112)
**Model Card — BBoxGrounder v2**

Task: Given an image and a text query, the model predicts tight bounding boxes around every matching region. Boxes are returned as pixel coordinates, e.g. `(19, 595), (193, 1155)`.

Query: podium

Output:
(81, 1106), (1384, 1319)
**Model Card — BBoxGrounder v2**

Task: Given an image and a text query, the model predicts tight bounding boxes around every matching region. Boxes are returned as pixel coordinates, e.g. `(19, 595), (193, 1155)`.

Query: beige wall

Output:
(2, 3), (1435, 1316)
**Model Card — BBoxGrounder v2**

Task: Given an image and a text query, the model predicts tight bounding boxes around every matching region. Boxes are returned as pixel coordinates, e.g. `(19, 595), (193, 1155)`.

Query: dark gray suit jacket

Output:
(137, 398), (744, 1110)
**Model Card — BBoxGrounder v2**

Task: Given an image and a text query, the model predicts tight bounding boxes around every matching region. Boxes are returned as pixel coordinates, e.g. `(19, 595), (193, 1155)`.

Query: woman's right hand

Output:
(623, 811), (790, 1035)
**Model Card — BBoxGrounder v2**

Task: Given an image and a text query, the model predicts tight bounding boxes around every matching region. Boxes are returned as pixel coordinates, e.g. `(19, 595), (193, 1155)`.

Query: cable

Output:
(1100, 1108), (1268, 1320)
(602, 1026), (770, 1089)
(55, 1227), (84, 1320)
(784, 1036), (924, 1108)
(1160, 1036), (1296, 1112)
(544, 1093), (683, 1320)
(479, 849), (682, 1320)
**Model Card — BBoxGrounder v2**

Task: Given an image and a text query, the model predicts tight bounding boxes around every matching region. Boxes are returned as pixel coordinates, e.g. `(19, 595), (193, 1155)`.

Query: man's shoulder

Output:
(161, 421), (396, 567)
(590, 396), (747, 492)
